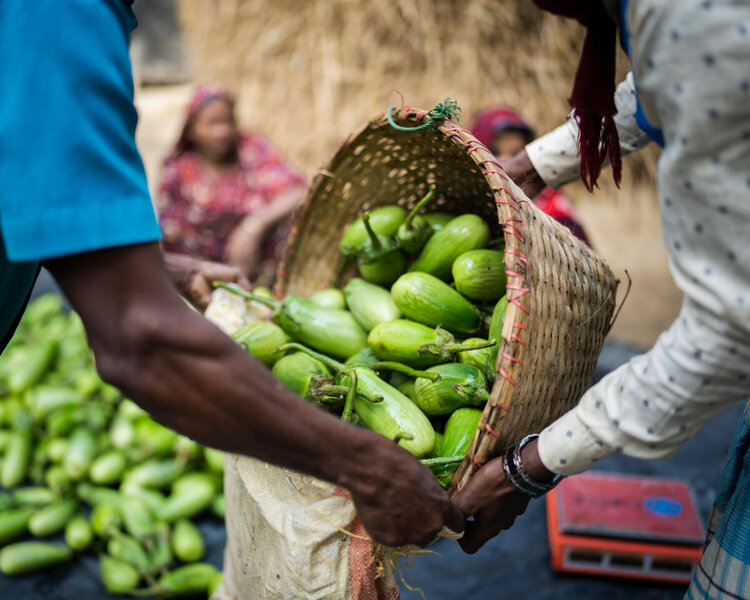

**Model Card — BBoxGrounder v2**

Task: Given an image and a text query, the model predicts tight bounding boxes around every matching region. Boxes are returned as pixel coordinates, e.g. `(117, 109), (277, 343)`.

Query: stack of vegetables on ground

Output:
(220, 184), (509, 488)
(0, 295), (224, 597)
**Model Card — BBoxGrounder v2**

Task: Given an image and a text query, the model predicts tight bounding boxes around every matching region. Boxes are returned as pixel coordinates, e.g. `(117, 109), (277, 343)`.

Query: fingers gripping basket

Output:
(276, 106), (619, 495)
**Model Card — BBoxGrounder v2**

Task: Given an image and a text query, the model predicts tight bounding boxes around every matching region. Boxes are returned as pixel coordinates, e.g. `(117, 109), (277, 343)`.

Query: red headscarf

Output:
(470, 107), (534, 153)
(531, 0), (621, 191)
(171, 83), (237, 160)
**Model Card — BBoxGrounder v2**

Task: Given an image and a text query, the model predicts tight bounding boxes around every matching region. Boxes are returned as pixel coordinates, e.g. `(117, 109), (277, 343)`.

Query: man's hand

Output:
(163, 252), (251, 310)
(345, 438), (464, 547)
(498, 149), (546, 199)
(452, 438), (553, 553)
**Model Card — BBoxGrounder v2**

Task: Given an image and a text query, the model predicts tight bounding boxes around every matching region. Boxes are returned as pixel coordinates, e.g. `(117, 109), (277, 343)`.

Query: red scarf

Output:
(532, 0), (622, 191)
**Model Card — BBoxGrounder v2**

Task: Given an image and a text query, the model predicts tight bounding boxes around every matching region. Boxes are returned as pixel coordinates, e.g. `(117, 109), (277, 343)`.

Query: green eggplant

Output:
(342, 278), (401, 332)
(156, 563), (219, 597)
(391, 272), (481, 334)
(309, 288), (347, 310)
(428, 431), (445, 458)
(282, 344), (435, 458)
(7, 340), (57, 394)
(12, 487), (58, 508)
(396, 185), (437, 254)
(452, 249), (507, 302)
(409, 214), (491, 279)
(29, 385), (81, 423)
(414, 363), (490, 415)
(271, 352), (337, 406)
(232, 321), (292, 367)
(0, 507), (35, 546)
(64, 516), (94, 552)
(488, 296), (509, 368)
(357, 212), (408, 286)
(100, 555), (141, 594)
(423, 213), (454, 232)
(458, 337), (497, 383)
(432, 408), (483, 487)
(368, 320), (494, 368)
(0, 542), (72, 576)
(339, 205), (406, 257)
(1, 428), (33, 489)
(397, 380), (417, 403)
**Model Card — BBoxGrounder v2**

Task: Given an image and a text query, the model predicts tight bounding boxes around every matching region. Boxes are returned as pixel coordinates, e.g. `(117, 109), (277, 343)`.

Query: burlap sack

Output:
(204, 290), (401, 600)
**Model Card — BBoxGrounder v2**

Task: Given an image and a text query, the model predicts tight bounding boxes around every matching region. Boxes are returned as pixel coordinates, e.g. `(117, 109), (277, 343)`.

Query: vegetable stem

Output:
(341, 371), (357, 423)
(361, 213), (382, 249)
(278, 343), (344, 371)
(212, 283), (278, 308)
(393, 432), (414, 445)
(369, 361), (441, 381)
(419, 456), (465, 467)
(417, 338), (497, 361)
(404, 184), (437, 228)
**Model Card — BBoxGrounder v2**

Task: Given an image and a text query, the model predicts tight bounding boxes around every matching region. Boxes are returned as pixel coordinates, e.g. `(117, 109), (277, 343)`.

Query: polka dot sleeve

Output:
(538, 299), (750, 476)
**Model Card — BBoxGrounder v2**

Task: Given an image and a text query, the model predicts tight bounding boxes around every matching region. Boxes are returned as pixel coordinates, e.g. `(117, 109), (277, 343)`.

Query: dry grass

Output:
(176, 0), (655, 186)
(171, 0), (679, 348)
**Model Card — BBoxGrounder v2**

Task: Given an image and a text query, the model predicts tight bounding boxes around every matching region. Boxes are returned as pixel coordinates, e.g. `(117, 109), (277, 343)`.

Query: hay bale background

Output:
(176, 0), (656, 192)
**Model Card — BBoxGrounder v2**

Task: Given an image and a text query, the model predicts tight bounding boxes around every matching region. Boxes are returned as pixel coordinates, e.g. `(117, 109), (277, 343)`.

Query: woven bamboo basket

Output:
(276, 106), (619, 495)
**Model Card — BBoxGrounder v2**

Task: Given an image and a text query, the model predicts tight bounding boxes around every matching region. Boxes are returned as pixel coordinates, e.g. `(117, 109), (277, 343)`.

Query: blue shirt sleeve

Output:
(0, 0), (161, 263)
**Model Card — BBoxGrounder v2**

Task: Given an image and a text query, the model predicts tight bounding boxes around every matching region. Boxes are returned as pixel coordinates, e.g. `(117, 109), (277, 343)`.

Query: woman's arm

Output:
(224, 184), (306, 277)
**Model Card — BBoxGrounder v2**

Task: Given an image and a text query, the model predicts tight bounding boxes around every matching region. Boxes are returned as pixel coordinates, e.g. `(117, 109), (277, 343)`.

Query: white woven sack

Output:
(204, 291), (400, 600)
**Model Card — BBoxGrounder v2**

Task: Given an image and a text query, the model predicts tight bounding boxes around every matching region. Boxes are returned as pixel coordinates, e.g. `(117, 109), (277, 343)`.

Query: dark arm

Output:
(498, 150), (546, 199)
(45, 242), (461, 546)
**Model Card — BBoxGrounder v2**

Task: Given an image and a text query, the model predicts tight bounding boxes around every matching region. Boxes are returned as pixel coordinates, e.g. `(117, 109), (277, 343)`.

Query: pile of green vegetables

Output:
(0, 295), (224, 597)
(222, 185), (509, 488)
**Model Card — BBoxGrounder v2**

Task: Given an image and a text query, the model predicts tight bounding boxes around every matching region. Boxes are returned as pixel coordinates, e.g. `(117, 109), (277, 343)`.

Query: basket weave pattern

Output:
(277, 107), (618, 495)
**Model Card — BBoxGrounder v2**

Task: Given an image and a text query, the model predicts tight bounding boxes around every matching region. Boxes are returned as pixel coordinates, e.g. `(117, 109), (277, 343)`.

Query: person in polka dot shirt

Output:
(453, 1), (750, 597)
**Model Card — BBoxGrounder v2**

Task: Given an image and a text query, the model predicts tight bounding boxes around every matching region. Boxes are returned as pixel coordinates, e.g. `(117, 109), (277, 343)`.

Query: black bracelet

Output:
(501, 434), (562, 498)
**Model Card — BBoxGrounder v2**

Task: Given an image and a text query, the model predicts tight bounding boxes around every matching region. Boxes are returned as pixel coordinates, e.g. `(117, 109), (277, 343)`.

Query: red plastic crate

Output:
(546, 472), (704, 584)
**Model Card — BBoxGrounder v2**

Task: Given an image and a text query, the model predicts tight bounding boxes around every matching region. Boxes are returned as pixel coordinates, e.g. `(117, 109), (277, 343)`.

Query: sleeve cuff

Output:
(538, 408), (616, 476)
(1, 196), (161, 262)
(525, 118), (582, 189)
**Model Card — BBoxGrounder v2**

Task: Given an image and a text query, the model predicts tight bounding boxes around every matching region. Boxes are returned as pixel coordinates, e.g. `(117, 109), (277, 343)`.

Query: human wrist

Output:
(334, 431), (397, 497)
(499, 150), (545, 198)
(501, 434), (560, 498)
(239, 214), (267, 235)
(519, 437), (555, 483)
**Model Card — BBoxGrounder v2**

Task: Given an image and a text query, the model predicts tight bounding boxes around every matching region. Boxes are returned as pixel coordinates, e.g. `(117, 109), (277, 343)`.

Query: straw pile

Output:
(176, 0), (657, 195)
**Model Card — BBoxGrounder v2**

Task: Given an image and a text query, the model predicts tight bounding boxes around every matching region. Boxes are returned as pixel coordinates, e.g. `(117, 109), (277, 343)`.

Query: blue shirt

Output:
(0, 0), (161, 350)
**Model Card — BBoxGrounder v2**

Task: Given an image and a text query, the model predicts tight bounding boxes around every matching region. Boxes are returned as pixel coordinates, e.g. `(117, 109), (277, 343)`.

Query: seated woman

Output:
(470, 107), (591, 245)
(157, 84), (306, 286)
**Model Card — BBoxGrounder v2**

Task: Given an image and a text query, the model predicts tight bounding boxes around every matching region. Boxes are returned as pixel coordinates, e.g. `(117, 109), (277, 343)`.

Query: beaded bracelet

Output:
(501, 434), (562, 498)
